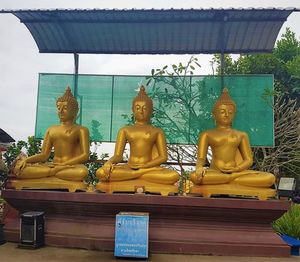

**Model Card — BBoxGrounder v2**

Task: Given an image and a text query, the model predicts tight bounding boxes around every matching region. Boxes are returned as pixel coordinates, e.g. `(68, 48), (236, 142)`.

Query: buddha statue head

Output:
(132, 86), (153, 123)
(56, 86), (79, 123)
(212, 88), (236, 126)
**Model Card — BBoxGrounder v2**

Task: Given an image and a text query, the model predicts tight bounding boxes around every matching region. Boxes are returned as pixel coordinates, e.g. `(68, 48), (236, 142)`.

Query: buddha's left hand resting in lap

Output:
(96, 86), (179, 186)
(13, 87), (90, 182)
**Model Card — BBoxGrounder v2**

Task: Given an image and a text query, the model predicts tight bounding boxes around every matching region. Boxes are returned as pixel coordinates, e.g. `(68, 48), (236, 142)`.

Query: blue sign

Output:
(114, 212), (149, 258)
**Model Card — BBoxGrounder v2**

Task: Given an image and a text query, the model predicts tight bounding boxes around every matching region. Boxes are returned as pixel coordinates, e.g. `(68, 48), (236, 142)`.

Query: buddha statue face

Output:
(212, 88), (236, 126)
(133, 100), (152, 122)
(132, 86), (153, 123)
(56, 87), (79, 123)
(213, 104), (235, 126)
(57, 101), (75, 122)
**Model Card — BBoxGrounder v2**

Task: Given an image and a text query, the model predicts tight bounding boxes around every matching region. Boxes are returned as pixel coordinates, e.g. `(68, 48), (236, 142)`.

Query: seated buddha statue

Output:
(96, 86), (179, 195)
(11, 87), (90, 192)
(190, 88), (276, 200)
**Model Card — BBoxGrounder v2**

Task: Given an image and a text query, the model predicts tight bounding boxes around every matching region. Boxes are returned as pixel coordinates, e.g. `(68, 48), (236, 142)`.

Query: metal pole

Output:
(73, 53), (81, 124)
(220, 13), (227, 91)
(221, 52), (224, 90)
(110, 76), (115, 141)
(74, 53), (79, 97)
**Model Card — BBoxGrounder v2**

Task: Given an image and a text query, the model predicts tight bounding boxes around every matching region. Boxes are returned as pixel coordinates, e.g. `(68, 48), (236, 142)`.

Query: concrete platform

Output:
(2, 189), (291, 257)
(0, 242), (299, 262)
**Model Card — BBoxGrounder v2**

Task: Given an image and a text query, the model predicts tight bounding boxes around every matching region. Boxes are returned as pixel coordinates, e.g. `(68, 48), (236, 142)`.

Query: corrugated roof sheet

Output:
(0, 8), (297, 54)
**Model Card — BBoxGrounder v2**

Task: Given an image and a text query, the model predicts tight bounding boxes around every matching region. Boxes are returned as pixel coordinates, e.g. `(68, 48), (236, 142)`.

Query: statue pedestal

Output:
(191, 183), (276, 200)
(10, 177), (87, 192)
(97, 179), (178, 196)
(2, 189), (290, 257)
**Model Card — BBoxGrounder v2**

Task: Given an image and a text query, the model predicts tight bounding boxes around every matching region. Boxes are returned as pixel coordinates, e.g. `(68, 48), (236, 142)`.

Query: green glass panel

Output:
(224, 75), (274, 146)
(35, 73), (75, 138)
(36, 73), (274, 146)
(77, 75), (113, 141)
(111, 76), (147, 140)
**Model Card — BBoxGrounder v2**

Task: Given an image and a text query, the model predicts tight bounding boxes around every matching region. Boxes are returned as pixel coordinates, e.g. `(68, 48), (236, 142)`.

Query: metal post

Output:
(73, 53), (81, 124)
(74, 53), (79, 97)
(220, 13), (227, 91)
(221, 52), (225, 90)
(109, 76), (115, 141)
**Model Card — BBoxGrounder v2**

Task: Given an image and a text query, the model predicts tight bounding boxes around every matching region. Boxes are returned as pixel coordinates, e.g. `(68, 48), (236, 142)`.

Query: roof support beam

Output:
(73, 53), (82, 124)
(74, 52), (79, 96)
(220, 13), (226, 90)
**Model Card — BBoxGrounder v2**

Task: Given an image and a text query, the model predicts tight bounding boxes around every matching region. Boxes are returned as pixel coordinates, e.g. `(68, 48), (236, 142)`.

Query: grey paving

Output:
(0, 242), (299, 262)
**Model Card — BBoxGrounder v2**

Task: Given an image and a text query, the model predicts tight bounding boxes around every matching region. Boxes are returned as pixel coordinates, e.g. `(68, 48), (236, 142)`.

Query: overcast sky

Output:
(0, 0), (300, 143)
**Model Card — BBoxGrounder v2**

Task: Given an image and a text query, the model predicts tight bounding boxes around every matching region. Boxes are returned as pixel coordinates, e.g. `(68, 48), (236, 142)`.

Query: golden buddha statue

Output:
(96, 86), (179, 195)
(190, 88), (276, 200)
(11, 87), (90, 192)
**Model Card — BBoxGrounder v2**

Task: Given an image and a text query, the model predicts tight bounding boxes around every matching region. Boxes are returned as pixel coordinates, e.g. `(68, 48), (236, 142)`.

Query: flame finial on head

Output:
(56, 86), (79, 119)
(62, 86), (73, 99)
(132, 85), (153, 112)
(213, 88), (236, 113)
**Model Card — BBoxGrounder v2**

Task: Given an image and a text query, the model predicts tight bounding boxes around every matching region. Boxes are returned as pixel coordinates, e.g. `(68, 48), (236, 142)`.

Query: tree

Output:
(146, 57), (202, 167)
(212, 28), (300, 96)
(144, 57), (210, 193)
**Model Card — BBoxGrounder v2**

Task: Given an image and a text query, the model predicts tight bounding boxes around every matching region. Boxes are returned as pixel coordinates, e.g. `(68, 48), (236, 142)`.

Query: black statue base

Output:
(0, 223), (5, 245)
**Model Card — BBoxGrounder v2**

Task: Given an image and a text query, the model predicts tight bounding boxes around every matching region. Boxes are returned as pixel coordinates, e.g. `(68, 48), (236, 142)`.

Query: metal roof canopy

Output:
(0, 129), (15, 143)
(0, 8), (298, 55)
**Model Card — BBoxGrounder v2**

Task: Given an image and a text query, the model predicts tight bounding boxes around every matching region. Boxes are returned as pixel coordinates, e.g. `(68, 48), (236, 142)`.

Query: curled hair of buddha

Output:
(132, 85), (153, 112)
(213, 88), (236, 113)
(56, 86), (79, 117)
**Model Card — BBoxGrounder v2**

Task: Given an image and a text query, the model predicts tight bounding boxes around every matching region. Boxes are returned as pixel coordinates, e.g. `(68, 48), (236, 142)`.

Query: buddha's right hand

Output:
(14, 158), (27, 176)
(195, 166), (205, 184)
(102, 161), (114, 181)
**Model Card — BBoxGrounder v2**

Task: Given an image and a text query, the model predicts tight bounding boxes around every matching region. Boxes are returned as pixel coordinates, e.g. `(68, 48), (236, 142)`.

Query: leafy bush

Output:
(3, 136), (42, 169)
(0, 152), (8, 190)
(84, 146), (108, 186)
(177, 170), (191, 196)
(0, 171), (7, 190)
(272, 204), (300, 239)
